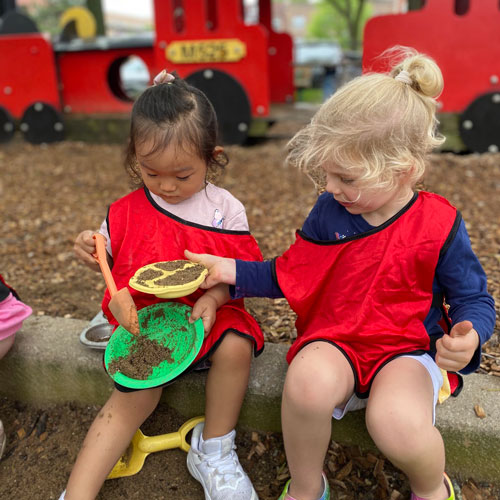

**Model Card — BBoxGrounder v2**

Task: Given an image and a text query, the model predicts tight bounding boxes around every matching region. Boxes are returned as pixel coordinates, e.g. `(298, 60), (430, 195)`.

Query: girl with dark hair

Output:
(64, 71), (262, 500)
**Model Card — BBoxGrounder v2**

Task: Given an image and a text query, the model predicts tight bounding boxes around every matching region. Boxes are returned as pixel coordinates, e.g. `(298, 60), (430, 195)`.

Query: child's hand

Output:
(190, 294), (218, 337)
(435, 320), (479, 372)
(184, 250), (236, 288)
(74, 230), (100, 271)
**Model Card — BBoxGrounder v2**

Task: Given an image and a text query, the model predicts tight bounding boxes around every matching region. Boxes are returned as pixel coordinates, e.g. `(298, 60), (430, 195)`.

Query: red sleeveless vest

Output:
(275, 192), (458, 395)
(103, 188), (264, 360)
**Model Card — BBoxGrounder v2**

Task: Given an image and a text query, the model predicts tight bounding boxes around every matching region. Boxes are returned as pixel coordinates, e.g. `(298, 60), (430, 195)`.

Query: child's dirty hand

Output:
(190, 294), (217, 337)
(435, 320), (479, 372)
(184, 250), (236, 288)
(74, 230), (100, 271)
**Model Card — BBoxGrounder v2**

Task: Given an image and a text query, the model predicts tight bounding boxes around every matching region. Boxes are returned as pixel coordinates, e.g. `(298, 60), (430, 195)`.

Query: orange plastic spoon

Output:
(92, 233), (140, 336)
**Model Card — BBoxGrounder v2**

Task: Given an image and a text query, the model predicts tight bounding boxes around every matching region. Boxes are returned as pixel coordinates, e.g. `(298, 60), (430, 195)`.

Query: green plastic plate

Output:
(104, 302), (204, 390)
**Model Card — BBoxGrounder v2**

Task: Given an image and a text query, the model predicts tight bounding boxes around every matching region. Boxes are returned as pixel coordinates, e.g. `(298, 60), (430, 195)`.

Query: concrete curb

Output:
(1, 315), (499, 483)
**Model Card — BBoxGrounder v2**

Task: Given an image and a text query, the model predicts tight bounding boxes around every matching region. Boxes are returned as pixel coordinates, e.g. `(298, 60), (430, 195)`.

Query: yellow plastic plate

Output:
(129, 260), (208, 299)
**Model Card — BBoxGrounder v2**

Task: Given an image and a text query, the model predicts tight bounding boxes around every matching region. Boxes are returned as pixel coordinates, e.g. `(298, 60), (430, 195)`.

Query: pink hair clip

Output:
(153, 70), (175, 86)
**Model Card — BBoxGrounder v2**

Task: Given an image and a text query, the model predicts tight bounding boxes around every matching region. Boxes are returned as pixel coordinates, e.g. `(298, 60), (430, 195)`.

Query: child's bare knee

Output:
(283, 367), (339, 415)
(212, 332), (252, 364)
(367, 403), (432, 456)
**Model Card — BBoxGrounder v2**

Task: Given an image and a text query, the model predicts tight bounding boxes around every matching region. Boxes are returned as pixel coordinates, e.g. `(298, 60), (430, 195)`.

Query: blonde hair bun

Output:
(390, 48), (443, 99)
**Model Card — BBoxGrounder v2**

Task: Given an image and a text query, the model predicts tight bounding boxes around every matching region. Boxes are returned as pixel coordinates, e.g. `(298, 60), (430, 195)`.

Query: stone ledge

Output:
(1, 315), (499, 483)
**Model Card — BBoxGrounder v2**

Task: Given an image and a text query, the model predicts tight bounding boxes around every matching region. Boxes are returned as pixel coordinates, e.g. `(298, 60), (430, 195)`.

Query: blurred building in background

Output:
(271, 0), (405, 39)
(16, 0), (407, 40)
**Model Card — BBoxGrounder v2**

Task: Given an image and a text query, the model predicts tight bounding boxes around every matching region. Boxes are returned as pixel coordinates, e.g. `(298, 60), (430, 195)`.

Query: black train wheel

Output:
(186, 69), (251, 145)
(459, 92), (500, 153)
(0, 106), (15, 143)
(20, 102), (65, 144)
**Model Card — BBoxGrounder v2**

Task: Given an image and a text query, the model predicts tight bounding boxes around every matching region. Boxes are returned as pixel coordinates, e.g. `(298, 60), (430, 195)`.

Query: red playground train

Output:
(0, 0), (294, 145)
(363, 0), (500, 153)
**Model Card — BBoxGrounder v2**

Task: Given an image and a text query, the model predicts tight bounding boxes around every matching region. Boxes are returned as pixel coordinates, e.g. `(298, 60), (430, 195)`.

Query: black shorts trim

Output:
(293, 339), (427, 399)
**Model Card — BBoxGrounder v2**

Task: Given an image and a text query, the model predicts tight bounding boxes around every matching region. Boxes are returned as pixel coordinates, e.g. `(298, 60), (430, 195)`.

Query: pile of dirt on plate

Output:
(107, 335), (174, 379)
(132, 261), (207, 288)
(107, 303), (195, 380)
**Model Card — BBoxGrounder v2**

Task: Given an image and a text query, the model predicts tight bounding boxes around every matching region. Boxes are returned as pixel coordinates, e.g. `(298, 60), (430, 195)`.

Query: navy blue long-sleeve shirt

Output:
(233, 192), (496, 374)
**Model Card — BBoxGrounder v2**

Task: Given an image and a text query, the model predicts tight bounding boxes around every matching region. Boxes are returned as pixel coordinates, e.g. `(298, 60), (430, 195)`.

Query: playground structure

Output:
(0, 0), (294, 145)
(363, 0), (500, 153)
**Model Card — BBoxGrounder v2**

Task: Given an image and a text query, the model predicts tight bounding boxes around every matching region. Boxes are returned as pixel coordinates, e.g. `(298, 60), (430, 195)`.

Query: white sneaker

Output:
(187, 422), (258, 500)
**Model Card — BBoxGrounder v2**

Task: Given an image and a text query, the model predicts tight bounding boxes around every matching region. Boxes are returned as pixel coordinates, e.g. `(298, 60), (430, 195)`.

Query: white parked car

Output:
(294, 40), (343, 67)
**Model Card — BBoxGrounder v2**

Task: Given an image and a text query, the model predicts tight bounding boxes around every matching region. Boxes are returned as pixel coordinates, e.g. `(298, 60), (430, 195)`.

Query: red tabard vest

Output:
(103, 188), (264, 361)
(275, 192), (458, 396)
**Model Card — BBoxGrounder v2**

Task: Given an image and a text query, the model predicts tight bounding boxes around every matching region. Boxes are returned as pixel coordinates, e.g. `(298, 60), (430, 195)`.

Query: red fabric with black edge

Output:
(275, 192), (458, 396)
(0, 274), (19, 301)
(103, 188), (264, 361)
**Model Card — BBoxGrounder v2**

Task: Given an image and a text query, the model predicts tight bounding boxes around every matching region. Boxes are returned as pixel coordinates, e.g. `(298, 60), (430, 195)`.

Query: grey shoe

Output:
(0, 419), (5, 459)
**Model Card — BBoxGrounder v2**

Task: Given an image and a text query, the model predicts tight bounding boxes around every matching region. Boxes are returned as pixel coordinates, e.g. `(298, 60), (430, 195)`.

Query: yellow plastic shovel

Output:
(108, 416), (205, 479)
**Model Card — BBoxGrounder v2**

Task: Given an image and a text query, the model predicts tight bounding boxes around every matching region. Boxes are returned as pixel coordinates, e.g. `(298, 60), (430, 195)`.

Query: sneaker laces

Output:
(203, 443), (243, 484)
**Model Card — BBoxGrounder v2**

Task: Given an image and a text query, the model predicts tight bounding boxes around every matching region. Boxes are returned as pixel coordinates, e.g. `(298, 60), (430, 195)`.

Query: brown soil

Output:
(1, 398), (499, 500)
(1, 109), (499, 499)
(107, 335), (174, 380)
(137, 267), (164, 281)
(154, 264), (205, 286)
(108, 303), (195, 380)
(134, 261), (207, 287)
(85, 324), (112, 343)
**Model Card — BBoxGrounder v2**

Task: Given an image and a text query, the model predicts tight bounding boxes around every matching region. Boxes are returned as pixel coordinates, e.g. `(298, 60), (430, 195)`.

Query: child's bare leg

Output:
(187, 333), (257, 498)
(0, 335), (15, 359)
(203, 332), (253, 437)
(65, 386), (162, 500)
(282, 342), (354, 500)
(366, 357), (448, 500)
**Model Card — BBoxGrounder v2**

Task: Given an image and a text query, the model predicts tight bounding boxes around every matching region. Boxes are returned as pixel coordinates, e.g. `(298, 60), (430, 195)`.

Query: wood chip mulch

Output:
(1, 124), (499, 499)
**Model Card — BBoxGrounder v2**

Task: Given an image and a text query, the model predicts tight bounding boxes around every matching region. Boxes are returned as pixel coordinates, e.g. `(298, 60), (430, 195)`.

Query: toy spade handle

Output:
(139, 416), (205, 454)
(92, 233), (118, 296)
(178, 416), (205, 452)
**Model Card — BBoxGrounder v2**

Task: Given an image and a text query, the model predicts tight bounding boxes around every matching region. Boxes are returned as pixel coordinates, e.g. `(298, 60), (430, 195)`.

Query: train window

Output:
(206, 0), (217, 30)
(108, 56), (150, 102)
(455, 0), (469, 15)
(408, 0), (426, 10)
(173, 0), (184, 33)
(243, 1), (258, 25)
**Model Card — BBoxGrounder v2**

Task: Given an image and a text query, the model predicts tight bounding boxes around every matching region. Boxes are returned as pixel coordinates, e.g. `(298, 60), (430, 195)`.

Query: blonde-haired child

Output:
(186, 48), (495, 500)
